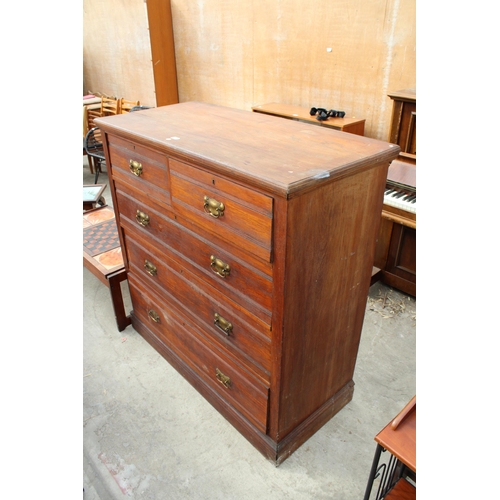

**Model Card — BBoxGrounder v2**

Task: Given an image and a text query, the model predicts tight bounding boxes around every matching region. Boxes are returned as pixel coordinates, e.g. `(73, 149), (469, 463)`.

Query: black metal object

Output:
(84, 127), (106, 183)
(129, 105), (151, 112)
(363, 444), (415, 500)
(309, 106), (346, 120)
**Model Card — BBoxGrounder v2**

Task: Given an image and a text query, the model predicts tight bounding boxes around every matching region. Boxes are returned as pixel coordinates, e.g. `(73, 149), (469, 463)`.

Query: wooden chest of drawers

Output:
(96, 102), (400, 465)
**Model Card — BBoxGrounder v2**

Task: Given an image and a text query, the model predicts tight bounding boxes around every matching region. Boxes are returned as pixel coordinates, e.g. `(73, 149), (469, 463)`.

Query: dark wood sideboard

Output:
(96, 103), (400, 465)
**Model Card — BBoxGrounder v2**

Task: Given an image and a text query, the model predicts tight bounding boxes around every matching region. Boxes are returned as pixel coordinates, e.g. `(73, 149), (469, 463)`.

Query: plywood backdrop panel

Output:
(83, 0), (157, 106)
(170, 0), (415, 140)
(83, 0), (415, 141)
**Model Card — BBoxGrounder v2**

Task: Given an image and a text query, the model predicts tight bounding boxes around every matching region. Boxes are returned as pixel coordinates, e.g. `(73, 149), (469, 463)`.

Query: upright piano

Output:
(373, 89), (416, 297)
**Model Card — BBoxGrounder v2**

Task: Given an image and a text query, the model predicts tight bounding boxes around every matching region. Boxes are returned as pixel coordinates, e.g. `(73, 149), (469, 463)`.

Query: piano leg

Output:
(373, 218), (416, 297)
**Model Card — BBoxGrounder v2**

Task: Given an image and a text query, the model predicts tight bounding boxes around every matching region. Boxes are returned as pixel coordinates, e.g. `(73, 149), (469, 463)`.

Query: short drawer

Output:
(125, 235), (272, 377)
(114, 181), (273, 325)
(170, 159), (273, 262)
(108, 136), (170, 206)
(128, 273), (270, 433)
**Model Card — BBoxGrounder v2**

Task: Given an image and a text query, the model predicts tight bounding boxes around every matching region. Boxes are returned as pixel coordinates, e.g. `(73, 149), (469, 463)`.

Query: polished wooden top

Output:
(252, 102), (365, 129)
(96, 102), (398, 198)
(387, 89), (416, 102)
(83, 206), (124, 278)
(375, 396), (416, 472)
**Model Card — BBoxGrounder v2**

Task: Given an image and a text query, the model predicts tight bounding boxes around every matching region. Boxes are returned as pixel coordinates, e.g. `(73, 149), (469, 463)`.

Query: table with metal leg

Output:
(363, 396), (416, 500)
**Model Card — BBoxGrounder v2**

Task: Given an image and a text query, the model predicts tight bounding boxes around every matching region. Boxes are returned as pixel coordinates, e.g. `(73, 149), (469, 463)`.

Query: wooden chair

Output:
(83, 95), (117, 175)
(87, 107), (102, 128)
(101, 96), (120, 116)
(119, 98), (141, 113)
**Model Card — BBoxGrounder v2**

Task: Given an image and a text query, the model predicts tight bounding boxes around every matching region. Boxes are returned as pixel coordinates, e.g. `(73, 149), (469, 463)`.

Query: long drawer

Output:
(170, 159), (274, 263)
(114, 181), (273, 324)
(124, 234), (272, 378)
(128, 272), (270, 433)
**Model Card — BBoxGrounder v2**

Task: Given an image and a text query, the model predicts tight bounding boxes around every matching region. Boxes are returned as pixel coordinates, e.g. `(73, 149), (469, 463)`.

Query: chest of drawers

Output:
(96, 102), (400, 465)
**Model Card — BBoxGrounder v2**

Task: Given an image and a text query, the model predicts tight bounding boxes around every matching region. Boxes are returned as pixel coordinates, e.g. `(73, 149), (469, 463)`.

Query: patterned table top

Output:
(83, 206), (124, 273)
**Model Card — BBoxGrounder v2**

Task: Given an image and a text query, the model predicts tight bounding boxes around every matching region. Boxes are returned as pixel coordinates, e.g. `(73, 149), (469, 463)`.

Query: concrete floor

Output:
(83, 160), (416, 499)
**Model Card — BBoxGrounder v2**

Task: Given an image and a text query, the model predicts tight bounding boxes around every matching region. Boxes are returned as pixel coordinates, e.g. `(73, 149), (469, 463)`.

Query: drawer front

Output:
(170, 159), (273, 262)
(114, 182), (273, 324)
(125, 235), (272, 376)
(129, 273), (269, 433)
(108, 136), (170, 206)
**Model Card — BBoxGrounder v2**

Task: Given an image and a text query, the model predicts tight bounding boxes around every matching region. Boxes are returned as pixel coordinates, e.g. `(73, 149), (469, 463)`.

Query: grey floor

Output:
(83, 158), (416, 499)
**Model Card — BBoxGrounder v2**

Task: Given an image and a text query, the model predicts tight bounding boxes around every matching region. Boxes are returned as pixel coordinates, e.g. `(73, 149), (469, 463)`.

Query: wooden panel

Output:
(374, 217), (394, 270)
(388, 89), (417, 164)
(384, 224), (416, 295)
(83, 0), (156, 106)
(387, 160), (416, 187)
(389, 225), (416, 275)
(277, 164), (388, 436)
(385, 479), (416, 500)
(170, 0), (416, 141)
(84, 1), (415, 141)
(374, 221), (416, 297)
(146, 0), (179, 106)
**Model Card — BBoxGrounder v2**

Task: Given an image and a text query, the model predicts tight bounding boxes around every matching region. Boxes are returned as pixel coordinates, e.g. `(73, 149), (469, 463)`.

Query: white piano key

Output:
(384, 189), (416, 214)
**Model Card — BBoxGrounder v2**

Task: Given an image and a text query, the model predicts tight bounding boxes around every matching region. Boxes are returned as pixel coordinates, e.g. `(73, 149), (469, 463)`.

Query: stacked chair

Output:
(84, 95), (142, 183)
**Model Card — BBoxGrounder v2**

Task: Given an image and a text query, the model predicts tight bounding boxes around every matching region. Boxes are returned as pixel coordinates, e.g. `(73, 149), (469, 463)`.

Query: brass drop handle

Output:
(148, 309), (160, 323)
(136, 210), (150, 227)
(214, 313), (233, 335)
(210, 255), (230, 278)
(215, 368), (231, 389)
(203, 196), (225, 218)
(144, 259), (157, 277)
(129, 159), (143, 176)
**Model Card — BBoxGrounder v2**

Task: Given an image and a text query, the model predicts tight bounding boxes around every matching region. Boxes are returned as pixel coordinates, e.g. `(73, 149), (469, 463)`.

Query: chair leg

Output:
(94, 160), (101, 183)
(83, 150), (94, 174)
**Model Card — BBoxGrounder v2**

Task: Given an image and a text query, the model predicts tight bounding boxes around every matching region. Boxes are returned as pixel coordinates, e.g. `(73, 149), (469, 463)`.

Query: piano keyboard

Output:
(384, 188), (416, 214)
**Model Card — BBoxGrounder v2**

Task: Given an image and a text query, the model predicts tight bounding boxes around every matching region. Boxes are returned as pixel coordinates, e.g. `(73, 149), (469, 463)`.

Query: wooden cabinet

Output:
(96, 103), (400, 465)
(252, 102), (366, 136)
